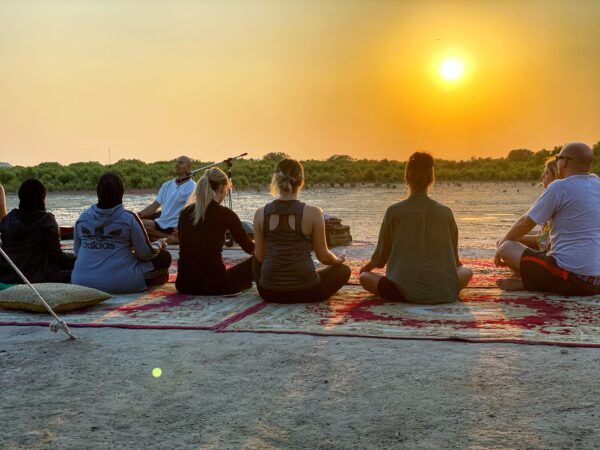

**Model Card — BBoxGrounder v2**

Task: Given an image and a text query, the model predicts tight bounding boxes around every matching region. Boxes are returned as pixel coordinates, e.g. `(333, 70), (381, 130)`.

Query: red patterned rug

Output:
(223, 286), (600, 347)
(5, 251), (599, 347)
(1, 283), (598, 346)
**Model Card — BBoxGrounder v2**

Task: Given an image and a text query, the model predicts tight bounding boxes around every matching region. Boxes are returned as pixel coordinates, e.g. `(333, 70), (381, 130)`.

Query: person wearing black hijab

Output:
(0, 179), (75, 284)
(71, 173), (172, 293)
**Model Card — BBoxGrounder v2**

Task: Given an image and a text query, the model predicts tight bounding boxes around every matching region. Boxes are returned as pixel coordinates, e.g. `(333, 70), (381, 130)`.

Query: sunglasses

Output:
(555, 155), (573, 162)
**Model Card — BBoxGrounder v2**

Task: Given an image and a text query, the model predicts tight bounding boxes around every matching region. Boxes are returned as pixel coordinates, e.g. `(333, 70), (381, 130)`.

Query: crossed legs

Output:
(359, 265), (473, 299)
(141, 219), (179, 244)
(495, 240), (529, 291)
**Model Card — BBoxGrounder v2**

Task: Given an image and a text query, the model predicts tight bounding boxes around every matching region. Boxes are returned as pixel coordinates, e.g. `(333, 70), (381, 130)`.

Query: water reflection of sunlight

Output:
(459, 217), (494, 222)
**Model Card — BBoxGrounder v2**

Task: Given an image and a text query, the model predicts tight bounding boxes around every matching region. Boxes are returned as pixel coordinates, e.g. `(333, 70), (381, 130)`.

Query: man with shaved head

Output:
(138, 155), (196, 243)
(495, 142), (600, 295)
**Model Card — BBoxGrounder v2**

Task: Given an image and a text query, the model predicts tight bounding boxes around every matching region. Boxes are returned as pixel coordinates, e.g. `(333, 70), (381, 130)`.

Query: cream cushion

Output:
(0, 283), (111, 313)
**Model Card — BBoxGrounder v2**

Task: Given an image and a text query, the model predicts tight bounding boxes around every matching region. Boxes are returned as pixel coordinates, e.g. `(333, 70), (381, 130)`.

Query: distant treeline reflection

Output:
(1, 142), (598, 192)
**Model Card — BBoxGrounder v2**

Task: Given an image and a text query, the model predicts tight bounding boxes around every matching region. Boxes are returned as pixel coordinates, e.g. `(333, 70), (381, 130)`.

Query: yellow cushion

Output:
(0, 283), (111, 313)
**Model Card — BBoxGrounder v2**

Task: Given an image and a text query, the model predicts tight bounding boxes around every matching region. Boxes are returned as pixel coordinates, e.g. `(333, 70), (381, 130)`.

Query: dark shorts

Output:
(377, 276), (406, 302)
(520, 248), (600, 296)
(154, 221), (175, 235)
(255, 261), (351, 304)
(176, 257), (254, 296)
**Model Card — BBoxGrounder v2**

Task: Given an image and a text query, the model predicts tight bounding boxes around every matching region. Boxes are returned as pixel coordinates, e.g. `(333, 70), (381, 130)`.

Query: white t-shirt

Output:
(155, 178), (196, 229)
(527, 174), (600, 276)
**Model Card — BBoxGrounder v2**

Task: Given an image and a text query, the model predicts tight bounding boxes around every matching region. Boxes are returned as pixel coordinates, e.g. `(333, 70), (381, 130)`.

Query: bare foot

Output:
(496, 278), (525, 291)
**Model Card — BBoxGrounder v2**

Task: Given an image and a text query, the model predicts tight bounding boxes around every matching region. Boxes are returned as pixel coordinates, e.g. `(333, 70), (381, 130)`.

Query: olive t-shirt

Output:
(371, 193), (461, 303)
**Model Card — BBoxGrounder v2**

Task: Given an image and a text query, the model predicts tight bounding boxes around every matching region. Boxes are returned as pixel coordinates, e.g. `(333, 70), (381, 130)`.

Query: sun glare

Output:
(439, 58), (465, 82)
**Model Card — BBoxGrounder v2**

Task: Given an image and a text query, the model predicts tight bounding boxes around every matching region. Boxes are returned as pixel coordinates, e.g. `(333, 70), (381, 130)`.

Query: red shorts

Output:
(520, 249), (600, 296)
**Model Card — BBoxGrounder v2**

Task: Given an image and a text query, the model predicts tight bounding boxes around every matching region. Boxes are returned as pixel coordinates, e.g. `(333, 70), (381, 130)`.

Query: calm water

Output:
(5, 182), (542, 252)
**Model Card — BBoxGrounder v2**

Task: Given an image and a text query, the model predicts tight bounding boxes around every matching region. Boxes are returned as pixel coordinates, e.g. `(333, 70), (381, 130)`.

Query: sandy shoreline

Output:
(1, 326), (598, 449)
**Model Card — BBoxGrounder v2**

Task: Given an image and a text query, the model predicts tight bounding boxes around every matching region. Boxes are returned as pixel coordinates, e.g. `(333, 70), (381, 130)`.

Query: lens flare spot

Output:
(152, 367), (162, 378)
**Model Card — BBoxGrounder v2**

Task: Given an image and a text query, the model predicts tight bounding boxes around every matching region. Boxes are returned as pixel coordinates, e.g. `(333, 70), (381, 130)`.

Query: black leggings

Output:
(255, 262), (351, 303)
(176, 257), (254, 295)
(144, 249), (173, 287)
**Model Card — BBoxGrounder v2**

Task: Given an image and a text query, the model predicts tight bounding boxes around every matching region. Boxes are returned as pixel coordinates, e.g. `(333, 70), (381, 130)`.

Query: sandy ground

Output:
(1, 326), (598, 449)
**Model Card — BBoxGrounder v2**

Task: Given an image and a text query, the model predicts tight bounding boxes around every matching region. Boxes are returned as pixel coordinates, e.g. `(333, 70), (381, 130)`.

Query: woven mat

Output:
(0, 284), (263, 330)
(222, 286), (600, 347)
(5, 250), (599, 347)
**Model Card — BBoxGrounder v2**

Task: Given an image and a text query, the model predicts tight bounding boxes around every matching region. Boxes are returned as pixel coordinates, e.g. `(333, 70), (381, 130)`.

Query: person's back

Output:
(72, 173), (170, 294)
(360, 152), (472, 303)
(178, 202), (233, 274)
(375, 194), (460, 303)
(0, 179), (74, 284)
(532, 174), (600, 276)
(495, 142), (599, 295)
(176, 169), (255, 296)
(0, 209), (70, 283)
(259, 199), (320, 291)
(253, 158), (350, 303)
(72, 204), (154, 293)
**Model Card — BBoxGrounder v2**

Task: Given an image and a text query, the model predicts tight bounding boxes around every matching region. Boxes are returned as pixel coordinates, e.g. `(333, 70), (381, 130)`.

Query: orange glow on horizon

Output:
(0, 0), (598, 166)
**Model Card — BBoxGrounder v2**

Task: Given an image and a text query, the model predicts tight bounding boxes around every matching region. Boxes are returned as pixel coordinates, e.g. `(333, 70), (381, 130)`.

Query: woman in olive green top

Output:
(359, 152), (472, 304)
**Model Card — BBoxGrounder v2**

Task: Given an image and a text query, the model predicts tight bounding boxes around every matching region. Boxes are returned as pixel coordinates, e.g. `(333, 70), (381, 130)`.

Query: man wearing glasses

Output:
(494, 142), (600, 295)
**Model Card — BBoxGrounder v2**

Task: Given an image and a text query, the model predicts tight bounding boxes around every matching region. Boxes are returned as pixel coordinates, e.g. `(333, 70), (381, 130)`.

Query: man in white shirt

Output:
(495, 142), (600, 296)
(138, 156), (197, 244)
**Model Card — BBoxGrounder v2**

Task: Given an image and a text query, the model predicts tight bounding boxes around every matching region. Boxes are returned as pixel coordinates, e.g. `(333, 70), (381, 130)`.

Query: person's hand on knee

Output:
(494, 250), (507, 268)
(360, 261), (374, 273)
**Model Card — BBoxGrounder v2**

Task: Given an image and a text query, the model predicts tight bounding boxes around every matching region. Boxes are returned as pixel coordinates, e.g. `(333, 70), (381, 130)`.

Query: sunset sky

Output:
(1, 0), (599, 166)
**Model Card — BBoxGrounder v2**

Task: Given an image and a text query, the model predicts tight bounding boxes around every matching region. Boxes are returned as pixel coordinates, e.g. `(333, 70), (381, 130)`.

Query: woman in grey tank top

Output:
(253, 159), (351, 303)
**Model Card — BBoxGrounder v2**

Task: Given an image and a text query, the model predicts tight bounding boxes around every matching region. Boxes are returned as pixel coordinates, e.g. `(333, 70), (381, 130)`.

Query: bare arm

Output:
(0, 185), (6, 222)
(130, 213), (159, 261)
(137, 201), (161, 220)
(310, 206), (344, 266)
(498, 214), (537, 246)
(361, 209), (391, 273)
(517, 234), (539, 249)
(227, 210), (254, 255)
(253, 207), (266, 262)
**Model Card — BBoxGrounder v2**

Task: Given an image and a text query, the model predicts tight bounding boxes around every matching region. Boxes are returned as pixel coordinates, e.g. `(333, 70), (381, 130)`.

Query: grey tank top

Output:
(259, 200), (320, 291)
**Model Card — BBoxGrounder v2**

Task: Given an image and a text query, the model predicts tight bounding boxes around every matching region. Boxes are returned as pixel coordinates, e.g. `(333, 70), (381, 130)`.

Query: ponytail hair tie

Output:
(278, 171), (294, 184)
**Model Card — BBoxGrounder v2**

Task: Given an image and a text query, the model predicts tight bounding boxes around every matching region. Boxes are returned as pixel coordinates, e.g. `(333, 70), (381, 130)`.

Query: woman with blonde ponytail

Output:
(176, 168), (255, 295)
(253, 158), (351, 303)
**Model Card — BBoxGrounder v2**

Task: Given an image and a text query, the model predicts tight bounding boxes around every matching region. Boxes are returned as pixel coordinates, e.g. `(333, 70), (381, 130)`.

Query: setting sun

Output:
(439, 58), (465, 82)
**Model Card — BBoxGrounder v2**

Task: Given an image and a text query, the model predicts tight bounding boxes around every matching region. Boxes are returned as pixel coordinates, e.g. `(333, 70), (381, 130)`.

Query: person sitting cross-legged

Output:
(517, 157), (558, 252)
(72, 173), (172, 294)
(253, 158), (351, 303)
(175, 167), (255, 295)
(137, 155), (196, 244)
(359, 152), (473, 304)
(0, 179), (75, 284)
(495, 142), (600, 295)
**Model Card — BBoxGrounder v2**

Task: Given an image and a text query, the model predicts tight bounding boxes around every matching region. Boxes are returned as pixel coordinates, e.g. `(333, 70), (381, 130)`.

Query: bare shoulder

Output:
(253, 206), (265, 224)
(303, 204), (323, 220)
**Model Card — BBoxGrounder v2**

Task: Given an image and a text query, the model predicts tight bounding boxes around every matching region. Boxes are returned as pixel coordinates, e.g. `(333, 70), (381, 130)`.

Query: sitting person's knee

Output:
(359, 271), (371, 285)
(497, 240), (514, 257)
(154, 249), (172, 268)
(339, 263), (351, 278)
(463, 266), (473, 280)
